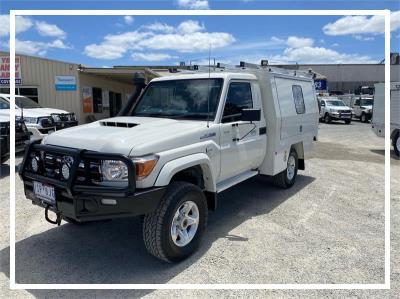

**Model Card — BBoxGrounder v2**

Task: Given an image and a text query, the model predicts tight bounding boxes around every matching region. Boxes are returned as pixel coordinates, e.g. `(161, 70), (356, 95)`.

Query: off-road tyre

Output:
(324, 114), (332, 124)
(143, 181), (208, 263)
(393, 132), (400, 157)
(361, 113), (368, 123)
(273, 149), (298, 189)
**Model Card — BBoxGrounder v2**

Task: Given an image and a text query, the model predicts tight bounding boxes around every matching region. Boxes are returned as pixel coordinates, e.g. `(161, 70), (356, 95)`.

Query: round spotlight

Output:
(61, 163), (70, 180)
(31, 157), (39, 172)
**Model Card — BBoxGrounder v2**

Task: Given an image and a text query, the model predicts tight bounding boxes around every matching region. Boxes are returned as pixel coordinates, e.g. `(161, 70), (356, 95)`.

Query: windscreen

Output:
(10, 96), (42, 109)
(132, 78), (223, 121)
(360, 98), (374, 106)
(326, 100), (345, 106)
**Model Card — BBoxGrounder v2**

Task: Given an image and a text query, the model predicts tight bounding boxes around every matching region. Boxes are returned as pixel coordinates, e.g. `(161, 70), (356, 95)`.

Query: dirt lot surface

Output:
(0, 121), (399, 298)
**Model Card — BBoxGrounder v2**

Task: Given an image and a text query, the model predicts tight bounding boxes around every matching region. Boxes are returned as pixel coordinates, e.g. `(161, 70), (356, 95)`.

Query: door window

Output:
(222, 82), (253, 123)
(354, 99), (360, 106)
(292, 85), (305, 114)
(0, 97), (10, 109)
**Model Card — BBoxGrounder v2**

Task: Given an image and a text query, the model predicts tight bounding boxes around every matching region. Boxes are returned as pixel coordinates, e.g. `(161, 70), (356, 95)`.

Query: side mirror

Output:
(242, 108), (261, 122)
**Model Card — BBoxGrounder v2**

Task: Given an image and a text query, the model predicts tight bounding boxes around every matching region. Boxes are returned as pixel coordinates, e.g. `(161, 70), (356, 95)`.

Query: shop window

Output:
(0, 87), (39, 103)
(92, 87), (103, 113)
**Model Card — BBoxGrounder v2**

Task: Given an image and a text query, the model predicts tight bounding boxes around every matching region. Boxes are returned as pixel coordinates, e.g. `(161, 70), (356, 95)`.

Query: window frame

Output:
(221, 80), (254, 123)
(292, 85), (306, 115)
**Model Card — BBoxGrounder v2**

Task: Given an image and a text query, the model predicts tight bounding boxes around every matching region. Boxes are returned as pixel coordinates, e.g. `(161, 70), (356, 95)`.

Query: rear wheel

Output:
(274, 149), (298, 189)
(394, 133), (400, 157)
(143, 181), (207, 263)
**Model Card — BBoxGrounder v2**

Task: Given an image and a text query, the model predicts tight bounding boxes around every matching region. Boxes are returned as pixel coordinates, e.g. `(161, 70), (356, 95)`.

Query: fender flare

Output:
(154, 153), (216, 192)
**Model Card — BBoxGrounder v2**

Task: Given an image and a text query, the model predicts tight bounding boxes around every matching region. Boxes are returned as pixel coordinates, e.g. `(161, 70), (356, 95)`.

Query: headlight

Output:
(23, 117), (38, 124)
(101, 160), (129, 181)
(52, 114), (61, 122)
(132, 154), (159, 180)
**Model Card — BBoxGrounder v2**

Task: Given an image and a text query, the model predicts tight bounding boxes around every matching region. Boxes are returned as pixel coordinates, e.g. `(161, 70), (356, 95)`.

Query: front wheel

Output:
(361, 113), (368, 123)
(274, 149), (298, 188)
(324, 114), (332, 124)
(143, 182), (208, 263)
(394, 133), (400, 157)
(345, 119), (351, 124)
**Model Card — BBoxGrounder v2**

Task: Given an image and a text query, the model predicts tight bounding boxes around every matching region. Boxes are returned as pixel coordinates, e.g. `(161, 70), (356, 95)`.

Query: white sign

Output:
(0, 56), (22, 85)
(55, 75), (77, 91)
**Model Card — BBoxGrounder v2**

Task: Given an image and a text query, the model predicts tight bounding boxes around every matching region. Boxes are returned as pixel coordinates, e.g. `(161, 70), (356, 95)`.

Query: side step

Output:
(216, 170), (258, 193)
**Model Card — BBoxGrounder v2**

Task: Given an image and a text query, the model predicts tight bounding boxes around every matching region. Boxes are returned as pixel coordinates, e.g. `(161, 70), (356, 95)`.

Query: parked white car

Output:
(318, 96), (353, 124)
(19, 63), (319, 262)
(351, 95), (374, 123)
(0, 94), (77, 141)
(372, 82), (400, 157)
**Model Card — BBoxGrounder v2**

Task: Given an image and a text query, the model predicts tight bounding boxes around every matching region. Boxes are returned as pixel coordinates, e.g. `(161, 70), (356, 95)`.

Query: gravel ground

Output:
(0, 121), (399, 298)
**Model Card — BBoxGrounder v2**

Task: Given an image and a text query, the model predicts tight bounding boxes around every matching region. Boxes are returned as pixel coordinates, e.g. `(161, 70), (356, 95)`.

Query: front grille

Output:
(27, 150), (102, 184)
(16, 121), (28, 133)
(38, 117), (55, 128)
(340, 110), (352, 114)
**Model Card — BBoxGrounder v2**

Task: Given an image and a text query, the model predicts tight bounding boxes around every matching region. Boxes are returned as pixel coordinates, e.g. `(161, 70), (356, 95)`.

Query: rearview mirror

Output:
(242, 108), (261, 122)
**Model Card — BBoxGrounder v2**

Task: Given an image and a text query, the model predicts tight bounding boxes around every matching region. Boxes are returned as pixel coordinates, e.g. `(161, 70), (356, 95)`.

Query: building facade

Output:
(0, 51), (135, 124)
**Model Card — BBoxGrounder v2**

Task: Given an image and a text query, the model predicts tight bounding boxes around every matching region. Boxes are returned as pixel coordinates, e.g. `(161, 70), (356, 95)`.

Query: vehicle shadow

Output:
(0, 175), (314, 297)
(370, 149), (399, 160)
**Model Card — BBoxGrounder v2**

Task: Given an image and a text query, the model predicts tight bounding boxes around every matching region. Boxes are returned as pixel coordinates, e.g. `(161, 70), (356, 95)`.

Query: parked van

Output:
(19, 62), (319, 262)
(372, 82), (400, 157)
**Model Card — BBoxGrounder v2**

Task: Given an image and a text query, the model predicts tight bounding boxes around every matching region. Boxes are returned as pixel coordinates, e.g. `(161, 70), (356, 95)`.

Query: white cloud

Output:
(35, 20), (66, 39)
(286, 36), (314, 48)
(177, 0), (209, 9)
(0, 15), (33, 37)
(131, 52), (178, 61)
(84, 20), (235, 59)
(271, 46), (377, 64)
(177, 20), (205, 34)
(124, 16), (134, 25)
(353, 35), (375, 41)
(323, 11), (400, 36)
(15, 38), (70, 56)
(143, 22), (175, 33)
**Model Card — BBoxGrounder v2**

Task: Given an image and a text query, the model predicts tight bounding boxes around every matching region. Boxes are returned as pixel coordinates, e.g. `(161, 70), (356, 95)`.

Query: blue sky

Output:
(0, 1), (399, 66)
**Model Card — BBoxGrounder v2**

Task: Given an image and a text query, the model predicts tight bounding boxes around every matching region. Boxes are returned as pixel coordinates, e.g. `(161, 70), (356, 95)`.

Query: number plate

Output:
(33, 181), (56, 204)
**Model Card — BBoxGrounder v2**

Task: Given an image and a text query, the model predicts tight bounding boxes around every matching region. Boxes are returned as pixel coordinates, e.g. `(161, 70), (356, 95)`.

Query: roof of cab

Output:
(150, 71), (257, 82)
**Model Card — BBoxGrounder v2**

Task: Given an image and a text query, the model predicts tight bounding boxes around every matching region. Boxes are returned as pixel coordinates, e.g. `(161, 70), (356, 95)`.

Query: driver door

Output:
(219, 81), (262, 181)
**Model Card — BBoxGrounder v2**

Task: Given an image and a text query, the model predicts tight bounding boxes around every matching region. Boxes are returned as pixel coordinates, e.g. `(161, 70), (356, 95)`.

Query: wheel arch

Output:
(154, 153), (216, 193)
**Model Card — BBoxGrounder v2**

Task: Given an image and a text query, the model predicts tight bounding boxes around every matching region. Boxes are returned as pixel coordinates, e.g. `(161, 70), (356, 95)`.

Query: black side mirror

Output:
(242, 108), (261, 122)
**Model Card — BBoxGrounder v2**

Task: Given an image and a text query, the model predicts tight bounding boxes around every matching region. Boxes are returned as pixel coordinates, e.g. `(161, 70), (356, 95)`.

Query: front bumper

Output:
(27, 126), (56, 141)
(19, 141), (166, 222)
(330, 113), (352, 121)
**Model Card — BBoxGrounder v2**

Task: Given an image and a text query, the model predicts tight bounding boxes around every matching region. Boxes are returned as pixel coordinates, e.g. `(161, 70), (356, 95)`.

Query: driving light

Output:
(61, 163), (70, 180)
(101, 160), (128, 181)
(132, 154), (159, 180)
(31, 157), (39, 172)
(52, 114), (61, 122)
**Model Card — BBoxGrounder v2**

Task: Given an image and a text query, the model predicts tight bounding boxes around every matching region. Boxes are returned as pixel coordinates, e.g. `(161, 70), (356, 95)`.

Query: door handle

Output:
(299, 125), (303, 132)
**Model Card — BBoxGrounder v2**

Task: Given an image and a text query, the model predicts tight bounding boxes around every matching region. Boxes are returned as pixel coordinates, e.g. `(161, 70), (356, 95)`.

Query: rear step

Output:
(216, 170), (258, 193)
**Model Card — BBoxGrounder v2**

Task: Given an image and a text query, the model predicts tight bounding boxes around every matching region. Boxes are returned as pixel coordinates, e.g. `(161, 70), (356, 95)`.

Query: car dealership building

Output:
(1, 51), (399, 124)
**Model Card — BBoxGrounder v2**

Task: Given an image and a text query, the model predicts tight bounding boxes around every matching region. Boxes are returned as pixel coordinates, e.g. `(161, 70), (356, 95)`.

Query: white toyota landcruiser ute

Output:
(20, 63), (319, 262)
(0, 94), (78, 141)
(318, 96), (353, 124)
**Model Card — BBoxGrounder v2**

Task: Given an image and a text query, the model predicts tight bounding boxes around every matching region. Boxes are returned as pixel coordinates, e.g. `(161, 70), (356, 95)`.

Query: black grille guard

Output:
(19, 140), (136, 197)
